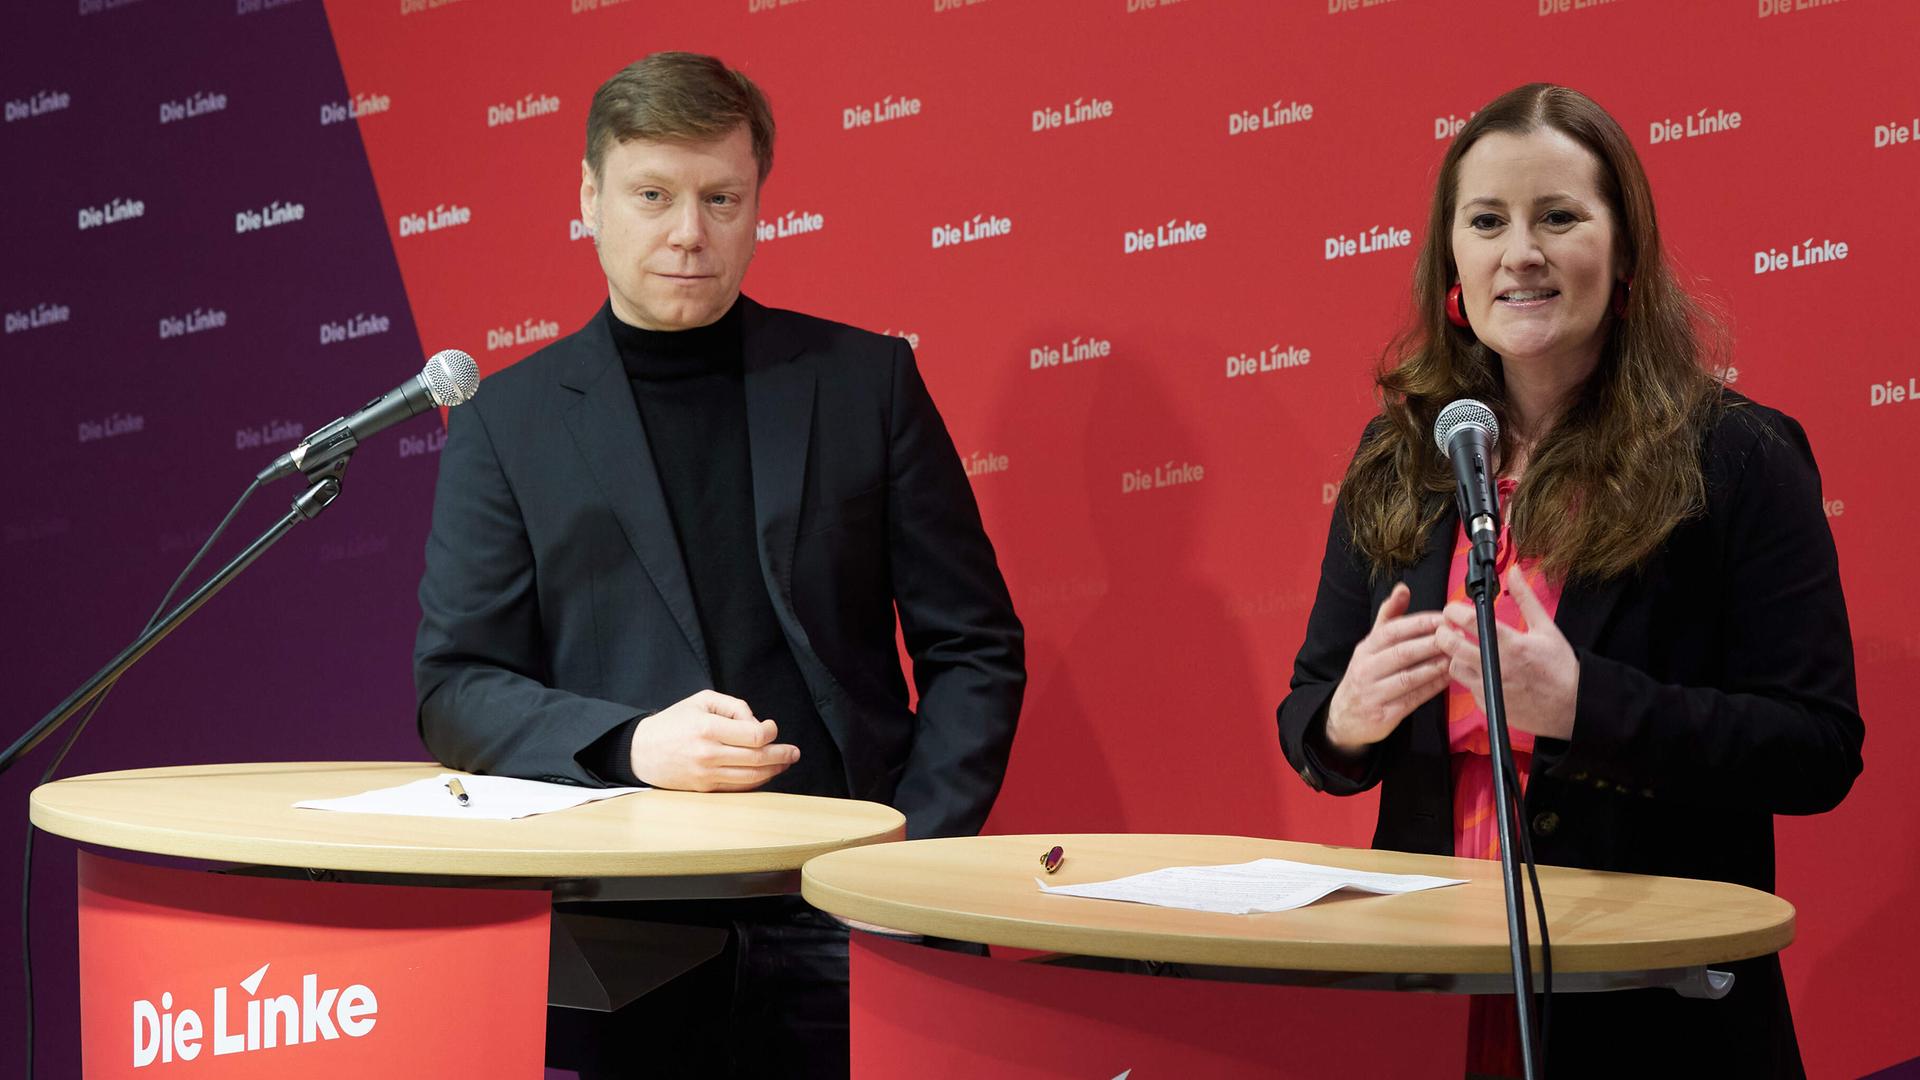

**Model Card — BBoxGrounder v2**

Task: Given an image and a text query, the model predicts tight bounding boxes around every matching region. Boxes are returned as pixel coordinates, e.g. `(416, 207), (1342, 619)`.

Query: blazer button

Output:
(1531, 811), (1560, 837)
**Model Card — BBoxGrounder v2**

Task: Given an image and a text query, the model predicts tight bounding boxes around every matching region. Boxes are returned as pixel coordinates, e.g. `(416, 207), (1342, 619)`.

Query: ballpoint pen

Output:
(446, 777), (470, 806)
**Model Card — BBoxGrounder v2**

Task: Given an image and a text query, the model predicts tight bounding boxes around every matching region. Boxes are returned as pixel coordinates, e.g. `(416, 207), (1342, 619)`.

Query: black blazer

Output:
(1277, 394), (1862, 1078)
(415, 297), (1025, 840)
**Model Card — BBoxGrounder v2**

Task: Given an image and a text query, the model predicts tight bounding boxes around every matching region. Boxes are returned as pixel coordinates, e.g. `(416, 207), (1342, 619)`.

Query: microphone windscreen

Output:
(1433, 399), (1499, 457)
(422, 349), (480, 407)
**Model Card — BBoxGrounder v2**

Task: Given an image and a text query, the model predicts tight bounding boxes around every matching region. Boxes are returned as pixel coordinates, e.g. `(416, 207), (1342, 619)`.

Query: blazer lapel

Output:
(1553, 571), (1628, 652)
(558, 308), (710, 675)
(739, 298), (815, 610)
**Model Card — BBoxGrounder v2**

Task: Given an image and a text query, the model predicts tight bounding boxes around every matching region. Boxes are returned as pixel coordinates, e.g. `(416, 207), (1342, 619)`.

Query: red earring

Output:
(1445, 283), (1471, 329)
(1611, 278), (1632, 318)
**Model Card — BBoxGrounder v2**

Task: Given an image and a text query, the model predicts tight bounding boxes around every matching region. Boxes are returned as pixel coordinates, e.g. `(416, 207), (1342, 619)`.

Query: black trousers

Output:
(547, 896), (851, 1079)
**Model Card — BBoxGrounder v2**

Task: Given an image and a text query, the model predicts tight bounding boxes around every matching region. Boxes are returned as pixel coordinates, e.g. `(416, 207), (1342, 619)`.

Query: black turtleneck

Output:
(584, 300), (846, 798)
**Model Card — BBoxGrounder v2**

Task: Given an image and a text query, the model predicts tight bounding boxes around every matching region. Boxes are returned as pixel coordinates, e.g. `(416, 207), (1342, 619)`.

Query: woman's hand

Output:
(1325, 583), (1450, 752)
(1435, 564), (1580, 741)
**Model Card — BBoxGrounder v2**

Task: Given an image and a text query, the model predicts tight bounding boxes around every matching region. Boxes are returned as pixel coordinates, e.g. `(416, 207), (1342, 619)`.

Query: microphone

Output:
(257, 349), (479, 483)
(1434, 399), (1502, 573)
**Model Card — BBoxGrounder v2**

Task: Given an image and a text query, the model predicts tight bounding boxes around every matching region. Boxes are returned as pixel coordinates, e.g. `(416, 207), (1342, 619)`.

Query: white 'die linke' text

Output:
(1875, 117), (1920, 148)
(569, 217), (594, 241)
(1226, 342), (1310, 379)
(487, 92), (560, 128)
(747, 0), (807, 10)
(1328, 0), (1400, 11)
(398, 204), (471, 238)
(1758, 0), (1847, 17)
(320, 93), (390, 126)
(131, 963), (377, 1068)
(1124, 218), (1207, 254)
(933, 214), (1013, 249)
(756, 210), (825, 242)
(1030, 335), (1112, 369)
(1870, 376), (1919, 407)
(1326, 224), (1411, 260)
(319, 312), (391, 345)
(398, 427), (446, 457)
(1229, 97), (1313, 136)
(234, 419), (303, 451)
(488, 317), (560, 351)
(963, 450), (1009, 477)
(845, 94), (921, 130)
(1539, 0), (1616, 12)
(1126, 0), (1189, 10)
(1650, 107), (1741, 145)
(1122, 460), (1204, 493)
(1753, 236), (1849, 275)
(1033, 96), (1113, 132)
(5, 302), (71, 334)
(1435, 112), (1476, 140)
(79, 412), (145, 444)
(234, 201), (305, 234)
(159, 307), (226, 340)
(880, 329), (921, 350)
(5, 89), (71, 123)
(78, 197), (145, 231)
(159, 90), (226, 124)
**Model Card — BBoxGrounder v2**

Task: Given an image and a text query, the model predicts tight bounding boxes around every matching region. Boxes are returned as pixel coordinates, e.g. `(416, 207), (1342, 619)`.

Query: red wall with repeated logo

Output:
(314, 2), (1919, 1075)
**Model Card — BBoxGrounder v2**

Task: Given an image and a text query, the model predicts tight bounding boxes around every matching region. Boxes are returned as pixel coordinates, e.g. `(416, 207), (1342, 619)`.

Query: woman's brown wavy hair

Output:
(1340, 83), (1723, 582)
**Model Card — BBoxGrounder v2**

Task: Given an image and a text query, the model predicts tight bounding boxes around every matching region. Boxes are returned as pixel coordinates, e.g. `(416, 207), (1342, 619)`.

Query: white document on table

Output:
(293, 773), (646, 821)
(1035, 857), (1467, 915)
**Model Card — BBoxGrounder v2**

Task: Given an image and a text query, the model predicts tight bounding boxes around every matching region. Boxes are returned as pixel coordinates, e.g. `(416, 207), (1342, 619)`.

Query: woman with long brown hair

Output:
(1276, 83), (1862, 1078)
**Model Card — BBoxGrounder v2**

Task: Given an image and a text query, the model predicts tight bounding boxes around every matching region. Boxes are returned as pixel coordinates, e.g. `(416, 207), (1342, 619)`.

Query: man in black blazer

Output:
(413, 53), (1024, 1075)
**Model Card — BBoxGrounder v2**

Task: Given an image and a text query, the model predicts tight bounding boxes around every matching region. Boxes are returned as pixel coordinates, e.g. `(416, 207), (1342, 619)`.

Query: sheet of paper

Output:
(1035, 857), (1467, 915)
(294, 773), (645, 821)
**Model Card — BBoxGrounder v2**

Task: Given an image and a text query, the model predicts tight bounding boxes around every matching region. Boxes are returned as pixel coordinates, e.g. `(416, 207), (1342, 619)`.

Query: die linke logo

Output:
(748, 0), (807, 10)
(1328, 0), (1400, 12)
(1326, 224), (1412, 260)
(1033, 96), (1114, 132)
(1753, 236), (1849, 275)
(1122, 460), (1204, 493)
(1226, 341), (1311, 379)
(963, 450), (1009, 477)
(235, 0), (305, 14)
(1126, 0), (1191, 11)
(571, 0), (635, 12)
(933, 214), (1013, 249)
(159, 307), (226, 340)
(5, 301), (71, 334)
(487, 92), (560, 128)
(1875, 116), (1920, 149)
(398, 203), (472, 237)
(1229, 97), (1313, 137)
(1124, 218), (1207, 254)
(1870, 375), (1918, 408)
(488, 316), (560, 351)
(6, 89), (71, 122)
(1650, 107), (1742, 145)
(320, 92), (391, 126)
(235, 201), (305, 234)
(131, 962), (377, 1068)
(1435, 111), (1475, 140)
(320, 312), (391, 345)
(1758, 0), (1846, 17)
(398, 427), (447, 458)
(880, 328), (921, 349)
(400, 0), (473, 14)
(569, 216), (594, 241)
(159, 91), (226, 125)
(235, 419), (303, 451)
(1538, 0), (1618, 14)
(757, 210), (825, 242)
(845, 94), (922, 130)
(933, 0), (991, 11)
(78, 197), (145, 231)
(1030, 334), (1112, 369)
(80, 412), (145, 444)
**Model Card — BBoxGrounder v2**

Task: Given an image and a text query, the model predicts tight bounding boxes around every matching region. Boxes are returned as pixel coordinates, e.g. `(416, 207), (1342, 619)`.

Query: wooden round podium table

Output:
(803, 832), (1794, 993)
(32, 760), (905, 886)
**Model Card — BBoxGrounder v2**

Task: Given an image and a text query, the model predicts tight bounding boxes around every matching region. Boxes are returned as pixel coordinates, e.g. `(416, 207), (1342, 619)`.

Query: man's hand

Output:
(628, 690), (800, 792)
(1325, 583), (1450, 753)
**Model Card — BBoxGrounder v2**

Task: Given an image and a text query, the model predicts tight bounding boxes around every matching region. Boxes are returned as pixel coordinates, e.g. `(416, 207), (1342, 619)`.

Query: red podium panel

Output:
(851, 934), (1468, 1078)
(77, 852), (549, 1078)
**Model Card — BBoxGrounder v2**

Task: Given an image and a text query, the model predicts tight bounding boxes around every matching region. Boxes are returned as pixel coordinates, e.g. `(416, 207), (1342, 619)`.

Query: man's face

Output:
(581, 124), (759, 331)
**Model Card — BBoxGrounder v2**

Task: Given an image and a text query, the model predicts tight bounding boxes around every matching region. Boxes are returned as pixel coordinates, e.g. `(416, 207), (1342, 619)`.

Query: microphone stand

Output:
(1465, 541), (1540, 1080)
(0, 458), (351, 778)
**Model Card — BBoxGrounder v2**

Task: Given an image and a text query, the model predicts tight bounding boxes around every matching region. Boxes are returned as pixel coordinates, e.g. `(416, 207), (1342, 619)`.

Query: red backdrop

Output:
(316, 2), (1918, 1075)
